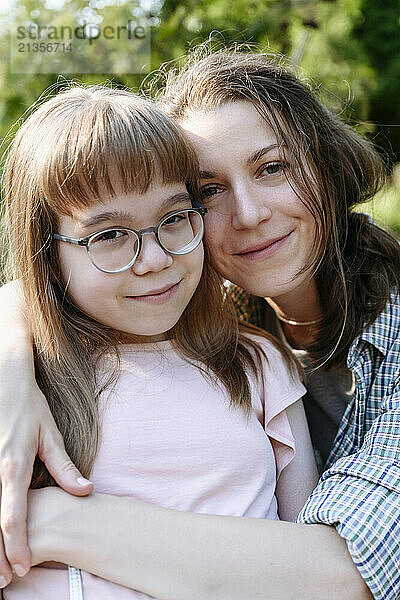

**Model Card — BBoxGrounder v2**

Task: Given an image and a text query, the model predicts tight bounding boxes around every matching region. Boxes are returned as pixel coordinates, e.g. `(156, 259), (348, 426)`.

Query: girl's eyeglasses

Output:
(52, 207), (207, 274)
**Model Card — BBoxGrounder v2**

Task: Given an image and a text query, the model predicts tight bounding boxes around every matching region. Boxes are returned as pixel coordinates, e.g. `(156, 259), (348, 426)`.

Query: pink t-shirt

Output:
(5, 335), (305, 599)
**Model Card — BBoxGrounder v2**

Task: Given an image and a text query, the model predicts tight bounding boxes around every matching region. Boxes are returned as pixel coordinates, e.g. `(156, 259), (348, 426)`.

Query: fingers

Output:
(0, 460), (32, 578)
(0, 426), (94, 581)
(38, 427), (93, 496)
(0, 374), (92, 587)
(0, 528), (13, 589)
(0, 483), (21, 589)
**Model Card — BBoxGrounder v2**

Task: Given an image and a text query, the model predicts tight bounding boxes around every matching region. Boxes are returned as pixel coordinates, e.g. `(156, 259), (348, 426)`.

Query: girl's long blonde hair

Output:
(3, 85), (294, 488)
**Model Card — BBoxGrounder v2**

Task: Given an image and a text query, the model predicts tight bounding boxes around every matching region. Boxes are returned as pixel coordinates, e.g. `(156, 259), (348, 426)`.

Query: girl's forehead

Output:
(54, 167), (190, 217)
(63, 181), (191, 229)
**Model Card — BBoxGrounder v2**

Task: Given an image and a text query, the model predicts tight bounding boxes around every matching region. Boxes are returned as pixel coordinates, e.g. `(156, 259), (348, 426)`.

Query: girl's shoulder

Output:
(239, 327), (305, 397)
(240, 331), (306, 461)
(240, 329), (285, 360)
(239, 321), (301, 375)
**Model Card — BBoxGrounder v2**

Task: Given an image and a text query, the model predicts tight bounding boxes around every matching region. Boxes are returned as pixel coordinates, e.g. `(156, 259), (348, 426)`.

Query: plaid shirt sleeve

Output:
(230, 284), (400, 598)
(297, 312), (400, 599)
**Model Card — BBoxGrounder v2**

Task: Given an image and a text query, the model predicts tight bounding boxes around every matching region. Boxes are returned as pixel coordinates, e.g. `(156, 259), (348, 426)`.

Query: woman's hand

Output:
(0, 383), (93, 581)
(26, 487), (69, 568)
(0, 282), (94, 585)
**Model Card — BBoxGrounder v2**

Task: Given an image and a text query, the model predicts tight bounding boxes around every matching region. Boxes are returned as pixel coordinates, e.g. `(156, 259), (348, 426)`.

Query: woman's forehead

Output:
(180, 102), (282, 173)
(181, 100), (271, 134)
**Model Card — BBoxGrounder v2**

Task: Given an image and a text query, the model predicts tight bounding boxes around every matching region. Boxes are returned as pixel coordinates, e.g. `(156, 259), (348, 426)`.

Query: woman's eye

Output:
(259, 162), (284, 176)
(200, 185), (223, 200)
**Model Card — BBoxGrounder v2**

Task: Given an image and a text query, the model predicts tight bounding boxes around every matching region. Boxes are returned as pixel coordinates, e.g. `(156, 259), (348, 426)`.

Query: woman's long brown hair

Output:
(157, 47), (400, 367)
(2, 85), (295, 488)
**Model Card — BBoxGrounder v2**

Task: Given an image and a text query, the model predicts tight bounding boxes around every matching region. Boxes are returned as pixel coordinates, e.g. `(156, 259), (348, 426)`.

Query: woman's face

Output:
(181, 101), (317, 300)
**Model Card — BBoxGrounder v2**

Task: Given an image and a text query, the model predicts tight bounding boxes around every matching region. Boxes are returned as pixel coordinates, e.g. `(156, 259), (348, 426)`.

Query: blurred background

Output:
(1, 0), (399, 237)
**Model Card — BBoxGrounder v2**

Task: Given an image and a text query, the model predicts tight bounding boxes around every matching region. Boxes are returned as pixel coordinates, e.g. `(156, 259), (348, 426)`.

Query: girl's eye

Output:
(200, 185), (223, 200)
(162, 212), (186, 226)
(93, 229), (128, 244)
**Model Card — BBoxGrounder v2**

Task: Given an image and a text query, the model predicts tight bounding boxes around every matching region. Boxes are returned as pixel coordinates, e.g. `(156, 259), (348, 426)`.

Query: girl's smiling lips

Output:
(126, 281), (181, 304)
(234, 232), (293, 260)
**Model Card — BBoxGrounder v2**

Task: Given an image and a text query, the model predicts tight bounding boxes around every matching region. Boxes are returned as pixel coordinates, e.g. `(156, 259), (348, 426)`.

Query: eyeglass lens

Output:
(88, 209), (203, 272)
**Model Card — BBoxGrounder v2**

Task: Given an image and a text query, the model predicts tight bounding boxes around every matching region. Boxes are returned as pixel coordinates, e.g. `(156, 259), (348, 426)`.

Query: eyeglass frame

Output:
(52, 205), (208, 274)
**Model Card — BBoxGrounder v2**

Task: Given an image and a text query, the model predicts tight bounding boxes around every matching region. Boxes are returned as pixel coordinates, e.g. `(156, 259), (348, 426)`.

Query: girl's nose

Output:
(231, 182), (272, 230)
(131, 233), (173, 275)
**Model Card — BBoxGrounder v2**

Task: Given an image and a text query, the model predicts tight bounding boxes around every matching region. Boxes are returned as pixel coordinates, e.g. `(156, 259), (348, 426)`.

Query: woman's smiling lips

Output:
(234, 232), (293, 261)
(126, 281), (181, 304)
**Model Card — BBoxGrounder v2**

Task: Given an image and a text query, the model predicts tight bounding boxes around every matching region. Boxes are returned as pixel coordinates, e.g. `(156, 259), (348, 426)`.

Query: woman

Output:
(0, 48), (398, 599)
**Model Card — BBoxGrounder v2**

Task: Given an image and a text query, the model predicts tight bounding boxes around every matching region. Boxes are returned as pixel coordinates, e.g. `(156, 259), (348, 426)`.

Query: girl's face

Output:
(180, 101), (317, 301)
(57, 182), (204, 342)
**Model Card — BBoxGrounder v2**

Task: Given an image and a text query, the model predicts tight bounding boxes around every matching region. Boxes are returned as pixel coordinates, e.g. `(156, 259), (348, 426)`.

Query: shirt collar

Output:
(348, 292), (399, 364)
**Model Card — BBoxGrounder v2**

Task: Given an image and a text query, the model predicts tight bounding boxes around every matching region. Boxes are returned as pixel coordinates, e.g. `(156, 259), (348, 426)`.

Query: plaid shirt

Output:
(231, 286), (400, 600)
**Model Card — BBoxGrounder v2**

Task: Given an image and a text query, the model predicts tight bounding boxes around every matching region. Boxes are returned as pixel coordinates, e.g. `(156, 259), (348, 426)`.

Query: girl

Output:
(0, 84), (316, 598)
(0, 47), (398, 599)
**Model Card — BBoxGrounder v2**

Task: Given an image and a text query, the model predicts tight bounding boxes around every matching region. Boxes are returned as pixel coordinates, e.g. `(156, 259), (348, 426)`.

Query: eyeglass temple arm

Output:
(191, 202), (208, 215)
(52, 233), (87, 246)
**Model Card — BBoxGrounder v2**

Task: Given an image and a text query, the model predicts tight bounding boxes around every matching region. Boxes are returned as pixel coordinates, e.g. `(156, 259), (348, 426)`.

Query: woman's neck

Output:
(265, 278), (322, 350)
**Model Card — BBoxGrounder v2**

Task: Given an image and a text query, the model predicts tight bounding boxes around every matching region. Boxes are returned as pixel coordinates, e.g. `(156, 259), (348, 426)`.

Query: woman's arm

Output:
(29, 487), (372, 600)
(275, 400), (319, 522)
(0, 282), (93, 581)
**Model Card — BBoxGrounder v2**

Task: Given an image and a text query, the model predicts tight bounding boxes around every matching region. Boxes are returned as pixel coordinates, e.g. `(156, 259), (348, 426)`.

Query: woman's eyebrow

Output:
(247, 144), (279, 165)
(199, 169), (220, 179)
(199, 145), (280, 179)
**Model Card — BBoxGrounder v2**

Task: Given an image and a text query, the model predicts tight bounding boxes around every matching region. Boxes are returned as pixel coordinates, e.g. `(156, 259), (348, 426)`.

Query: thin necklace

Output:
(265, 297), (322, 327)
(275, 314), (321, 326)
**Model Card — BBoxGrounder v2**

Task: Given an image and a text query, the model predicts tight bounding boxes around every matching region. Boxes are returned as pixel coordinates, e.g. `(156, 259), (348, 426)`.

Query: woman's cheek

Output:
(203, 210), (226, 252)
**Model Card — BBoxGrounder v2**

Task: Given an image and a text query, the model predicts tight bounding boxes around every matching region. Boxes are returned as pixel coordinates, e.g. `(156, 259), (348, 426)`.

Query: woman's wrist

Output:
(28, 487), (98, 566)
(27, 487), (71, 565)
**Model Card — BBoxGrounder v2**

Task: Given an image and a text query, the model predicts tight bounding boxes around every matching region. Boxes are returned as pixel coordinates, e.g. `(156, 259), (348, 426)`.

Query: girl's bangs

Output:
(35, 93), (199, 216)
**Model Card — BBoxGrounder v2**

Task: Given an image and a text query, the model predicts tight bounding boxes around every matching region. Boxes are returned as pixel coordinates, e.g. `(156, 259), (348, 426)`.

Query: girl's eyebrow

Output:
(79, 210), (133, 230)
(79, 192), (192, 230)
(158, 192), (193, 213)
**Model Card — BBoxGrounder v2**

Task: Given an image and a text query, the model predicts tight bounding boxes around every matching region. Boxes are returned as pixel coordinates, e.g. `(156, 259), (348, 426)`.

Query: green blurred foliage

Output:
(0, 0), (399, 236)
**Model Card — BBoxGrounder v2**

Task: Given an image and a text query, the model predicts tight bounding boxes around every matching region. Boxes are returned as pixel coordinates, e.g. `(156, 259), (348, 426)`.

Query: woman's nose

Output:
(131, 233), (173, 275)
(231, 182), (272, 230)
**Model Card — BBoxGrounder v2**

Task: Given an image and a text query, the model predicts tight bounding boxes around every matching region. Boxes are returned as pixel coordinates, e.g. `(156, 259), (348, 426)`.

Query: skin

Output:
(0, 102), (371, 598)
(180, 101), (323, 349)
(182, 102), (322, 320)
(57, 182), (204, 342)
(21, 486), (367, 600)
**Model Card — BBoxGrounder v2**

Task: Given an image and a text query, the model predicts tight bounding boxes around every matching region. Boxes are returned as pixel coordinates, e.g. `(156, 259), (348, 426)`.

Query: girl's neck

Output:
(265, 278), (322, 350)
(116, 332), (173, 345)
